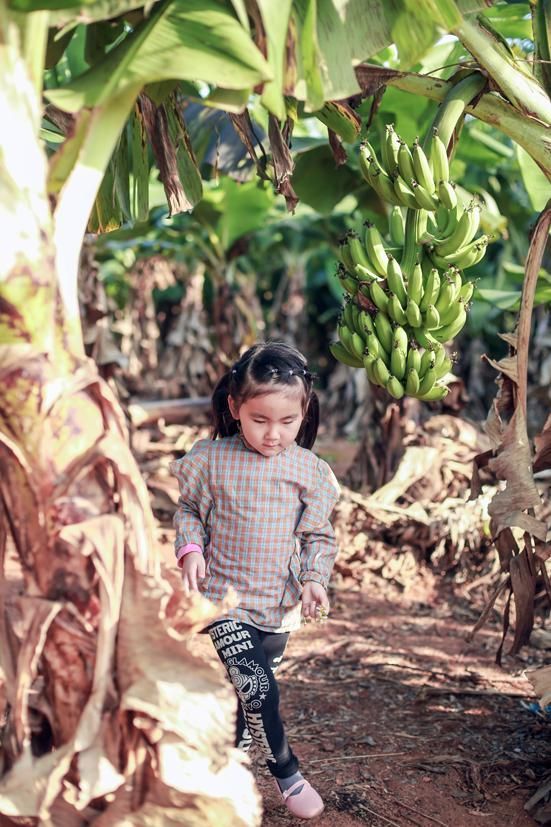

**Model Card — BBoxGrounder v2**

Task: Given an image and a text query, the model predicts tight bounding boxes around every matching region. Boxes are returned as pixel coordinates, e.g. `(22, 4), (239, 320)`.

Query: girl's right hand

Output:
(180, 551), (206, 595)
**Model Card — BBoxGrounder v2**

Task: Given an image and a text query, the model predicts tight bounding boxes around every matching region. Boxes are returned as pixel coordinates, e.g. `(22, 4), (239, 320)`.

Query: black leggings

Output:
(208, 618), (299, 779)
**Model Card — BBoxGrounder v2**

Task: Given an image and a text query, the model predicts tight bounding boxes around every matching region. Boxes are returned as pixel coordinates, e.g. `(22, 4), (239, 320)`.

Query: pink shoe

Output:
(276, 778), (325, 819)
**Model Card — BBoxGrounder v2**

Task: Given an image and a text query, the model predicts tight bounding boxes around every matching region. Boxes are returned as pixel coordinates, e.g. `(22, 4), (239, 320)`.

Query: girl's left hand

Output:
(301, 581), (329, 621)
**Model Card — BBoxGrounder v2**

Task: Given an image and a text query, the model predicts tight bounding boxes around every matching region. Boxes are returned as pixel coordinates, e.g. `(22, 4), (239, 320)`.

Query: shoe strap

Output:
(282, 779), (307, 800)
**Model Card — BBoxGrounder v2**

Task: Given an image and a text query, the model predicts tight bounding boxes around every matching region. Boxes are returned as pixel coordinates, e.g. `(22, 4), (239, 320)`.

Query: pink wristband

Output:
(176, 543), (203, 567)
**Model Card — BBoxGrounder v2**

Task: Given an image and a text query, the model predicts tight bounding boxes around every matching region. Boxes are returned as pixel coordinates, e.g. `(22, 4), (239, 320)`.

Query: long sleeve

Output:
(169, 439), (213, 555)
(295, 458), (340, 589)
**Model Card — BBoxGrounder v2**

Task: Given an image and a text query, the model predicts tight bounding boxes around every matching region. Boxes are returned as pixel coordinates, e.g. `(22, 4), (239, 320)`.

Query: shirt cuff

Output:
(299, 571), (327, 588)
(176, 543), (203, 567)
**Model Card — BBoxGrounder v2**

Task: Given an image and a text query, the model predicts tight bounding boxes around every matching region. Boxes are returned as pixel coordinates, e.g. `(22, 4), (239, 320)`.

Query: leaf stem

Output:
(53, 84), (141, 347)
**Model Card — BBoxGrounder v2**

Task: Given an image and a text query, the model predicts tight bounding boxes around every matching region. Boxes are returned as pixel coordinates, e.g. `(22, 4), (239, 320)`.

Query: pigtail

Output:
(296, 391), (319, 450)
(211, 372), (238, 440)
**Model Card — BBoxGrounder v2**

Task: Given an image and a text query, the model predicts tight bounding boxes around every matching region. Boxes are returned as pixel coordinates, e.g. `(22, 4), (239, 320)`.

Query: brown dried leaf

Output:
(526, 664), (551, 709)
(267, 115), (299, 212)
(508, 547), (535, 654)
(354, 64), (403, 97)
(371, 446), (439, 506)
(534, 413), (551, 473)
(115, 555), (260, 824)
(328, 130), (347, 166)
(487, 408), (543, 536)
(482, 353), (518, 384)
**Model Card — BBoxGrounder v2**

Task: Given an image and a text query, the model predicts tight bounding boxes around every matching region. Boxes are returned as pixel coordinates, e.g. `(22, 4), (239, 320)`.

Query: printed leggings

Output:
(208, 619), (299, 779)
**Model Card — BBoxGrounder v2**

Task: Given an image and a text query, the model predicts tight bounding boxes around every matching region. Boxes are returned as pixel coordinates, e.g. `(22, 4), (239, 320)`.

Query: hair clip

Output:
(270, 367), (278, 375)
(288, 369), (294, 376)
(231, 368), (237, 375)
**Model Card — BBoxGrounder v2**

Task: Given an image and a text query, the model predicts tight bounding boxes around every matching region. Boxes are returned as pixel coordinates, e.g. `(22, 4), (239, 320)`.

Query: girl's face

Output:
(228, 388), (305, 457)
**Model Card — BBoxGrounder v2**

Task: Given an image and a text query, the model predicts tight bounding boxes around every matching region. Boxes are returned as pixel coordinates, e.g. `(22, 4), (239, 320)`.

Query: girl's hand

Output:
(180, 551), (205, 595)
(301, 581), (329, 621)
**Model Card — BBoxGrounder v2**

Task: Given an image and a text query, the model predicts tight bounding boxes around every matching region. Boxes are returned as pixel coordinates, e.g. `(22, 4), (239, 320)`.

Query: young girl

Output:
(169, 342), (340, 820)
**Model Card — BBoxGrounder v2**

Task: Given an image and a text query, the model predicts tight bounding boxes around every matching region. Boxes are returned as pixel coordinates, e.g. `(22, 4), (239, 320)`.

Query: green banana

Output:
(393, 324), (408, 354)
(418, 366), (436, 396)
(364, 222), (389, 276)
(339, 239), (356, 272)
(338, 322), (356, 357)
(437, 180), (457, 210)
(415, 209), (429, 244)
(448, 236), (489, 270)
(448, 267), (463, 296)
(435, 278), (458, 316)
(374, 357), (391, 386)
(433, 344), (447, 372)
(405, 368), (420, 396)
(388, 293), (408, 325)
(382, 123), (401, 174)
(417, 384), (449, 402)
(369, 165), (403, 207)
(412, 139), (436, 194)
(435, 204), (480, 257)
(330, 341), (363, 368)
(407, 261), (424, 305)
(432, 304), (467, 343)
(386, 375), (405, 399)
(389, 206), (405, 247)
(411, 180), (439, 211)
(434, 354), (453, 380)
(363, 353), (378, 384)
(359, 142), (375, 184)
(406, 346), (421, 374)
(369, 281), (390, 313)
(342, 299), (356, 333)
(337, 265), (358, 296)
(393, 174), (419, 210)
(348, 232), (373, 271)
(424, 304), (441, 329)
(364, 329), (386, 363)
(413, 327), (439, 351)
(397, 140), (415, 183)
(390, 343), (406, 380)
(386, 256), (408, 306)
(354, 263), (383, 284)
(419, 267), (441, 312)
(459, 281), (475, 302)
(406, 299), (422, 328)
(373, 311), (394, 354)
(429, 129), (450, 184)
(350, 330), (368, 360)
(419, 348), (436, 377)
(437, 296), (464, 327)
(358, 309), (375, 335)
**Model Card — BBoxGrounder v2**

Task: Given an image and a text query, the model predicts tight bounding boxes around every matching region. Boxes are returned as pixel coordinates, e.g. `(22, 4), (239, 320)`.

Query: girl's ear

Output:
(228, 395), (239, 420)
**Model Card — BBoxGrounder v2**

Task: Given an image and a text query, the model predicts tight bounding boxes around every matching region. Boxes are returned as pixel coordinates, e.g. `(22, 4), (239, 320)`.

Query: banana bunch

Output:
(330, 90), (494, 403)
(359, 125), (452, 213)
(330, 238), (472, 401)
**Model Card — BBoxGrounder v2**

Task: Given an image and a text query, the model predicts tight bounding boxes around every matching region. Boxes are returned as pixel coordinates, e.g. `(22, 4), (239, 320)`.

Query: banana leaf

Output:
(46, 0), (272, 113)
(256, 0), (293, 120)
(291, 144), (361, 214)
(130, 104), (149, 222)
(9, 0), (162, 27)
(87, 158), (123, 232)
(47, 109), (91, 194)
(516, 145), (551, 211)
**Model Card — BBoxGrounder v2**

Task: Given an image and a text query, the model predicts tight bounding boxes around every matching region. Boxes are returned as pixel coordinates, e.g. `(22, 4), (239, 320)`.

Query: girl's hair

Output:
(211, 342), (319, 450)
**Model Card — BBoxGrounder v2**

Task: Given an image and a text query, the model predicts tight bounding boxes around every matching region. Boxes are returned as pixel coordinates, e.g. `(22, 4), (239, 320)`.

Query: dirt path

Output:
(245, 588), (548, 827)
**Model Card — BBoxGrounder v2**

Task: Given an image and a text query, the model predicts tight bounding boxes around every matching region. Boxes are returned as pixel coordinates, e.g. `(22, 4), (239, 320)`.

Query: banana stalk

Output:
(454, 16), (551, 127)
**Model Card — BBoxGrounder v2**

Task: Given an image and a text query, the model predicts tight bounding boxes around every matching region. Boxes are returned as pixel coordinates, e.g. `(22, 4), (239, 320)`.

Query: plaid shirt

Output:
(170, 434), (340, 632)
